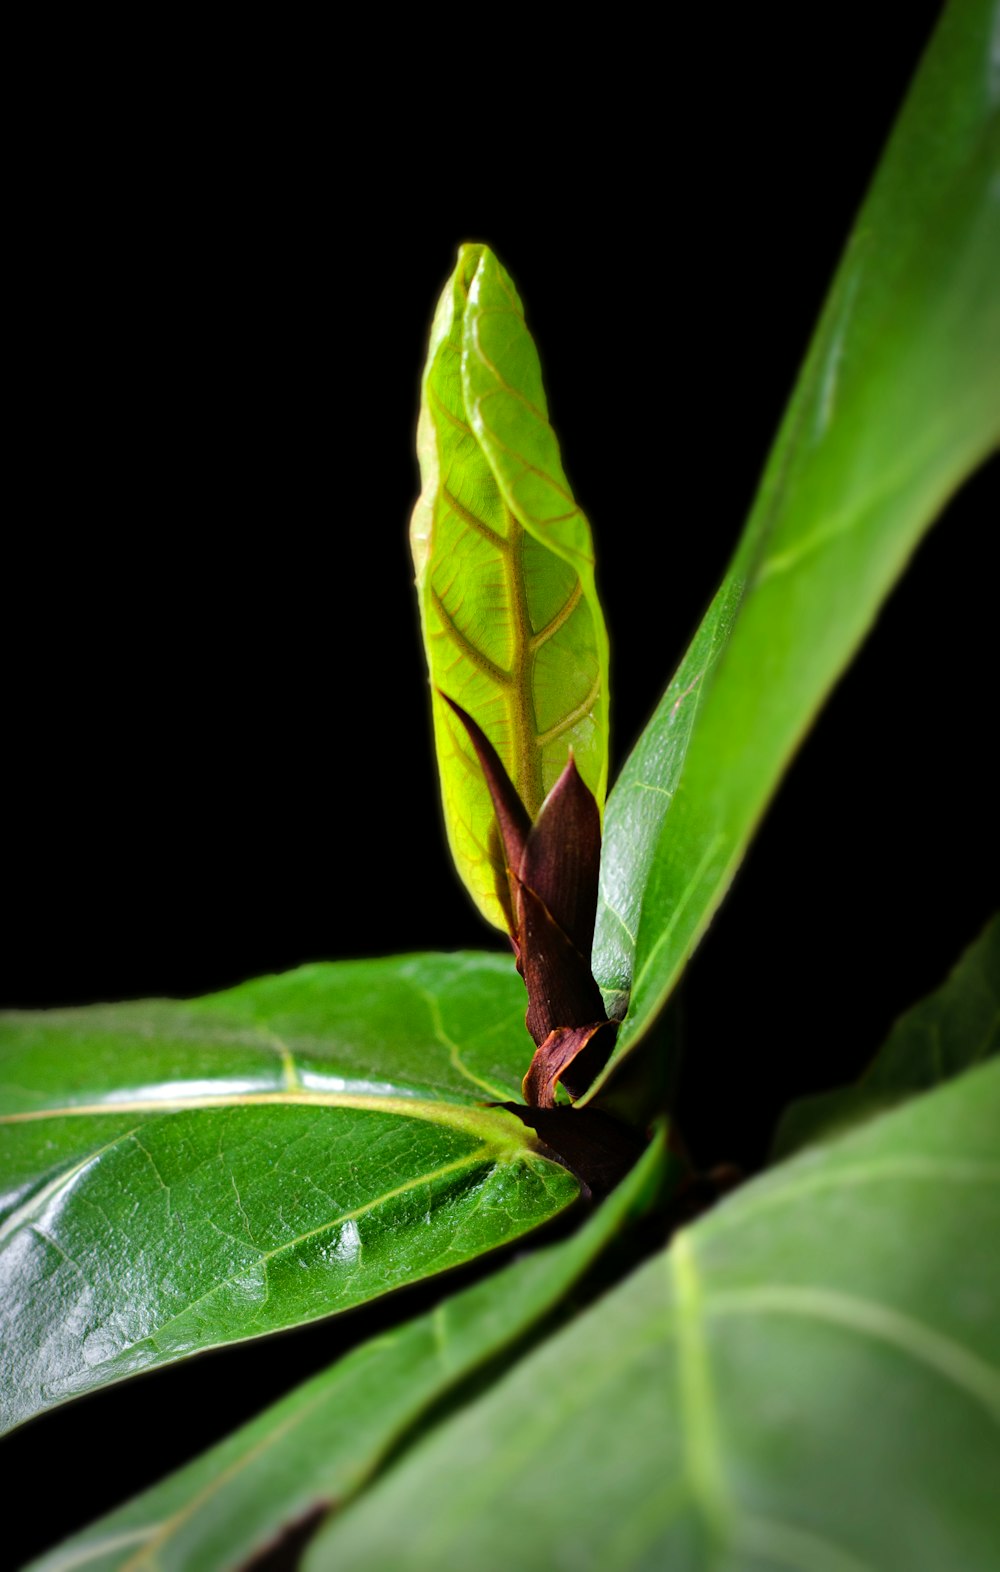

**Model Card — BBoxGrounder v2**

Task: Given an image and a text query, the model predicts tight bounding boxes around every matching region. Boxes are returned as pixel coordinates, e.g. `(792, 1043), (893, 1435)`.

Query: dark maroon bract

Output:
(440, 693), (617, 1107)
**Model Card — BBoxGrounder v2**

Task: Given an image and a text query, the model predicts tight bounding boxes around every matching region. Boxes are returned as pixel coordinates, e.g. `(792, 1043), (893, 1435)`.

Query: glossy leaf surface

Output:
(0, 953), (579, 1434)
(774, 912), (1000, 1157)
(310, 1059), (1000, 1571)
(26, 1132), (669, 1571)
(594, 577), (742, 1020)
(591, 0), (1000, 1079)
(411, 243), (610, 929)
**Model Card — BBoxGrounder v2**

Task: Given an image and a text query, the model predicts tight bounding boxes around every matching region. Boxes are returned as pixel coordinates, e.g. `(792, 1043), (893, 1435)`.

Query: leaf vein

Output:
(708, 1157), (1000, 1234)
(534, 672), (602, 750)
(415, 986), (512, 1101)
(442, 485), (508, 550)
(529, 578), (583, 650)
(596, 893), (637, 949)
(710, 1285), (1000, 1418)
(671, 1231), (729, 1542)
(431, 588), (511, 687)
(143, 1151), (496, 1353)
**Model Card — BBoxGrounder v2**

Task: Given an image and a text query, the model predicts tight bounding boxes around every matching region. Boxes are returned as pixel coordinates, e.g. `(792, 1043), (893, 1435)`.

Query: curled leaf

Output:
(412, 244), (609, 930)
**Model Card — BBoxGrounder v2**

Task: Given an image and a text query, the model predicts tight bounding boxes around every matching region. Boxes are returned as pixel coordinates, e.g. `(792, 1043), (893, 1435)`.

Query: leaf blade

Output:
(412, 244), (610, 929)
(25, 1134), (669, 1572)
(591, 0), (1000, 1078)
(0, 953), (579, 1433)
(306, 1059), (1000, 1571)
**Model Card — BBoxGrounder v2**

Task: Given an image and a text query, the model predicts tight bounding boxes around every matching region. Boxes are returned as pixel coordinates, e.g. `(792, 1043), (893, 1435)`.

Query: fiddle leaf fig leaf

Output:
(306, 1058), (1000, 1572)
(412, 243), (610, 931)
(591, 0), (1000, 1078)
(0, 954), (580, 1434)
(24, 1133), (670, 1572)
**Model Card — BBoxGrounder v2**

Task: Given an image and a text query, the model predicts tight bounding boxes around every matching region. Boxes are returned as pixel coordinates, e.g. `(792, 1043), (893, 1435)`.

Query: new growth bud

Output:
(440, 694), (617, 1107)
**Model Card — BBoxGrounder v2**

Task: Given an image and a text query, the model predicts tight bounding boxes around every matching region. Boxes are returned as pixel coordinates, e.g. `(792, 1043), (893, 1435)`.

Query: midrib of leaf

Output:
(478, 499), (538, 813)
(671, 1231), (729, 1552)
(434, 491), (588, 818)
(0, 1090), (526, 1149)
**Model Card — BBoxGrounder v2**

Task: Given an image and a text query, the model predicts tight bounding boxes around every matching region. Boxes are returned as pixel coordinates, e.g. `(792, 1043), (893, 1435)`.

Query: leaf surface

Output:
(591, 0), (1000, 1076)
(24, 1131), (669, 1571)
(0, 953), (579, 1433)
(594, 577), (742, 1020)
(411, 243), (610, 929)
(773, 912), (1000, 1157)
(308, 1059), (1000, 1571)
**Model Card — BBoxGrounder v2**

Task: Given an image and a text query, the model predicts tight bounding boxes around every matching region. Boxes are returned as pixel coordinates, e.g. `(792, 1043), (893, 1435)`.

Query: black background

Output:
(6, 6), (997, 1561)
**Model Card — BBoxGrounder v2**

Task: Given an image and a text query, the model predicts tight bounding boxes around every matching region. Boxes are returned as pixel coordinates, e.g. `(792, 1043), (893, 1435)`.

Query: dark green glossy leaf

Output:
(411, 243), (610, 930)
(591, 0), (1000, 1081)
(308, 1060), (1000, 1571)
(594, 577), (742, 1020)
(25, 1132), (669, 1571)
(773, 912), (1000, 1158)
(0, 953), (579, 1434)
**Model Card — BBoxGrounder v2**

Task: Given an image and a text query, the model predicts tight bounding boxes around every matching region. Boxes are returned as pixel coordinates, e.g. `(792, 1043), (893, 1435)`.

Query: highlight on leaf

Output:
(411, 243), (610, 932)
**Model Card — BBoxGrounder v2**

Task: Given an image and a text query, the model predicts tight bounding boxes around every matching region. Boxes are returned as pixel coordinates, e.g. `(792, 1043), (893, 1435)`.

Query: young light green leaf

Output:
(591, 0), (1000, 1080)
(307, 1058), (1000, 1571)
(24, 1132), (670, 1572)
(0, 953), (580, 1434)
(411, 243), (610, 930)
(773, 912), (1000, 1158)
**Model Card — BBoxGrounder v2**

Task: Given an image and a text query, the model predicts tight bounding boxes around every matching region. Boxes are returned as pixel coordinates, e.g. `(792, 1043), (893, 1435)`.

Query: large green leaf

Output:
(773, 912), (1000, 1158)
(591, 0), (1000, 1079)
(411, 243), (610, 930)
(24, 1131), (669, 1571)
(308, 1058), (1000, 1570)
(0, 953), (580, 1434)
